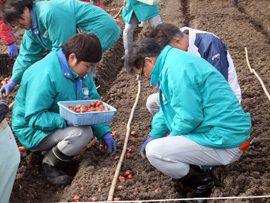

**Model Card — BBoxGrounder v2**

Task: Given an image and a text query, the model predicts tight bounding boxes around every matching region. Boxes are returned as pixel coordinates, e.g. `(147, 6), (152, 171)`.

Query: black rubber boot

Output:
(179, 165), (216, 203)
(42, 146), (73, 186)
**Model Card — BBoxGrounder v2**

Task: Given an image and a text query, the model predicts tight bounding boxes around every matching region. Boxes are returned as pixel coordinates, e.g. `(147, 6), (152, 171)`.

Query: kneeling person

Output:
(12, 33), (117, 186)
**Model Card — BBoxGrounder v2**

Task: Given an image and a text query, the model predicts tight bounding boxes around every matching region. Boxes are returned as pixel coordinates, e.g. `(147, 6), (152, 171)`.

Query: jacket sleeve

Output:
(11, 31), (45, 83)
(0, 16), (16, 45)
(24, 71), (66, 131)
(168, 67), (203, 136)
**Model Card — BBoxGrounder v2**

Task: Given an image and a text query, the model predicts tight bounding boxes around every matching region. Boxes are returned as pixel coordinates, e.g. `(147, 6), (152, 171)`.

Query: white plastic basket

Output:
(136, 0), (160, 5)
(58, 100), (117, 126)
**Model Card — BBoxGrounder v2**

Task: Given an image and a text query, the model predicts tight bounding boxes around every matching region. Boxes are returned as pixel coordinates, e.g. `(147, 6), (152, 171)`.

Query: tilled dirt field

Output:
(1, 0), (270, 202)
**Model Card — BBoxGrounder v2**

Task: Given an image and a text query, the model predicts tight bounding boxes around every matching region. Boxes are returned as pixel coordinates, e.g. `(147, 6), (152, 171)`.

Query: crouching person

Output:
(11, 33), (117, 186)
(124, 38), (251, 202)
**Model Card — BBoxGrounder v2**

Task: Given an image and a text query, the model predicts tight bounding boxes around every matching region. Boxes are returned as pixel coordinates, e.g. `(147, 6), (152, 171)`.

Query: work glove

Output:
(232, 0), (238, 5)
(0, 80), (17, 98)
(66, 120), (74, 127)
(7, 42), (18, 58)
(140, 136), (155, 160)
(102, 132), (117, 156)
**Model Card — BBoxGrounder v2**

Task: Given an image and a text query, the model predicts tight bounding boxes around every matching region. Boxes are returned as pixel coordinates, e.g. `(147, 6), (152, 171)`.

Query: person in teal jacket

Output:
(0, 0), (121, 97)
(124, 38), (251, 201)
(11, 33), (117, 186)
(121, 0), (162, 60)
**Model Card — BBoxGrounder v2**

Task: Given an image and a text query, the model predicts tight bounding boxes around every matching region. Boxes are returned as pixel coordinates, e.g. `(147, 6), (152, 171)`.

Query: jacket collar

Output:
(30, 8), (38, 34)
(58, 48), (84, 80)
(58, 48), (88, 99)
(150, 45), (172, 86)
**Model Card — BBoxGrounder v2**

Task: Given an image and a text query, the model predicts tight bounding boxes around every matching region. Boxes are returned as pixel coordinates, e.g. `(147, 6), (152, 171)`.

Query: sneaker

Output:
(121, 55), (126, 62)
(94, 77), (100, 89)
(138, 20), (147, 28)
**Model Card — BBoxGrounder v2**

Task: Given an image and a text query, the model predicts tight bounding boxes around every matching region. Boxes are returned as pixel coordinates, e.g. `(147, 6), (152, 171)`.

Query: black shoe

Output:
(94, 77), (100, 89)
(42, 146), (73, 186)
(178, 165), (217, 203)
(42, 163), (72, 186)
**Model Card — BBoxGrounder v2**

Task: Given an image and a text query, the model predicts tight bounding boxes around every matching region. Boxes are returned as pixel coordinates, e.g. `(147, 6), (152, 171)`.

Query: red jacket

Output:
(0, 0), (16, 45)
(78, 0), (105, 11)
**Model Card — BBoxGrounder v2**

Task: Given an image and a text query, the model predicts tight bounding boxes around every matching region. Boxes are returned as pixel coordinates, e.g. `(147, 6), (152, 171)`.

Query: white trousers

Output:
(146, 136), (242, 179)
(31, 126), (94, 156)
(0, 120), (20, 203)
(146, 92), (160, 115)
(123, 13), (162, 56)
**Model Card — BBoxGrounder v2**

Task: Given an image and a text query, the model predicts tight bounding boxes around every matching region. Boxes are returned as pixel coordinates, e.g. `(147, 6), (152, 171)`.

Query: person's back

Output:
(146, 23), (241, 115)
(180, 26), (241, 102)
(153, 47), (250, 147)
(0, 0), (121, 97)
(25, 0), (119, 53)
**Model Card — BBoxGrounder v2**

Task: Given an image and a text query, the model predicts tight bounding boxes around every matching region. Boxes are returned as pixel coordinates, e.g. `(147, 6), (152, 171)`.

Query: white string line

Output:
(245, 47), (270, 101)
(66, 194), (270, 203)
(107, 75), (141, 200)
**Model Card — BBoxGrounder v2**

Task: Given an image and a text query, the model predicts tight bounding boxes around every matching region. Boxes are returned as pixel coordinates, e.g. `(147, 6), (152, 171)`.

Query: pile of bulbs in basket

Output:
(65, 100), (110, 113)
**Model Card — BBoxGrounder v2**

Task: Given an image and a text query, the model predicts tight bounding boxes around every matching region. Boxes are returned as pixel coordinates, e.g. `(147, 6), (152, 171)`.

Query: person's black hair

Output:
(124, 38), (162, 74)
(62, 33), (102, 63)
(147, 23), (184, 48)
(1, 0), (34, 25)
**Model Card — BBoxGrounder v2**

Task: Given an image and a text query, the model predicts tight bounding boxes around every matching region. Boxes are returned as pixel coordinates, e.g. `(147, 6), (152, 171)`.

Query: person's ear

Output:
(68, 53), (77, 66)
(144, 57), (152, 65)
(145, 56), (158, 67)
(24, 6), (30, 14)
(172, 36), (182, 48)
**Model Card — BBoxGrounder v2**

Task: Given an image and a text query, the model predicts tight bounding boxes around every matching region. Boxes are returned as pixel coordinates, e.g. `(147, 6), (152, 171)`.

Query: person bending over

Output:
(0, 0), (120, 97)
(146, 23), (241, 115)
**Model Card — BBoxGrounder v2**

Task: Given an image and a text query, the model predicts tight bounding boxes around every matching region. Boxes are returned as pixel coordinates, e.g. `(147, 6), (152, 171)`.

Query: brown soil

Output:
(1, 0), (270, 202)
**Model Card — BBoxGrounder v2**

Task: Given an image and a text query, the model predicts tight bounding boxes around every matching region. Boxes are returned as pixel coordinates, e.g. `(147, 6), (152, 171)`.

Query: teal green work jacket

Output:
(12, 0), (120, 84)
(122, 0), (160, 23)
(12, 49), (111, 149)
(149, 46), (251, 149)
